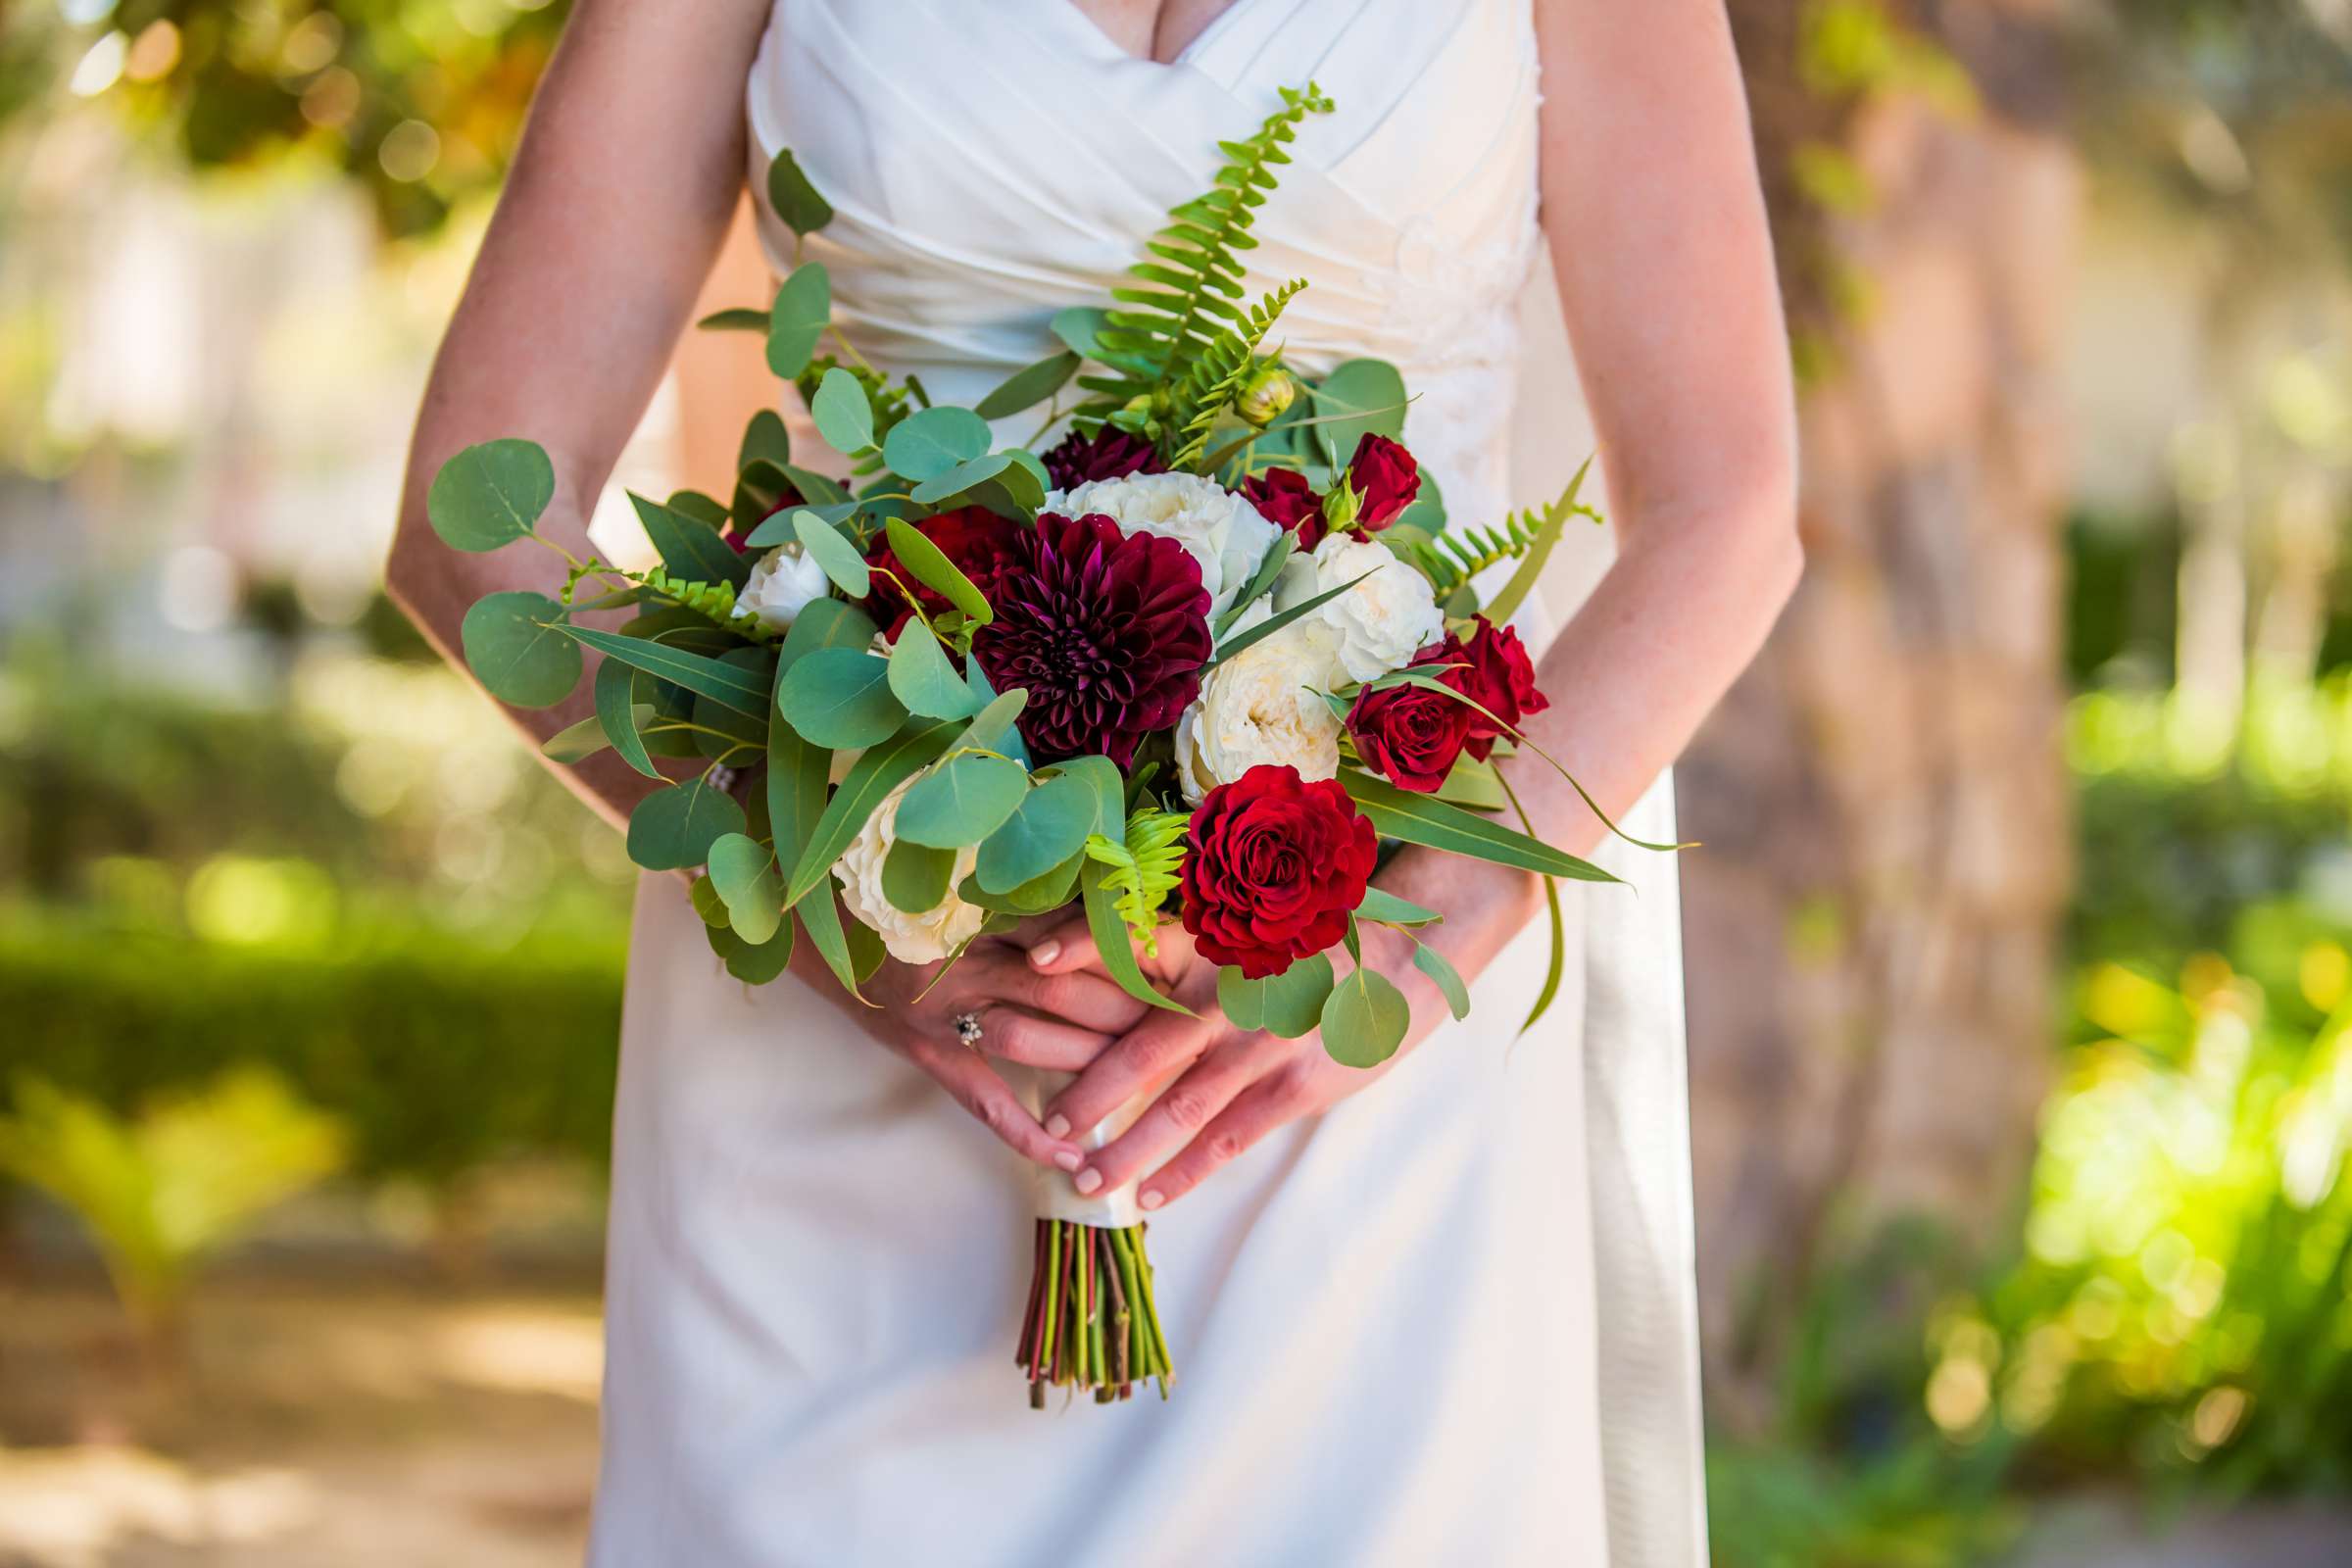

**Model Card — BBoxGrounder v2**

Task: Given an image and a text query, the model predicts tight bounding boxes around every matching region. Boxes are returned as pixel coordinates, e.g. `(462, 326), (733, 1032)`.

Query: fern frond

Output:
(1393, 492), (1603, 601)
(1163, 280), (1306, 467)
(640, 568), (754, 635)
(1074, 83), (1334, 447)
(1082, 808), (1191, 956)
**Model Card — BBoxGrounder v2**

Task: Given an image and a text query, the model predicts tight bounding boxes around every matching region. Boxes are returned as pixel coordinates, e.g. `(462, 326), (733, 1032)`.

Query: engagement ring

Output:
(952, 1010), (985, 1048)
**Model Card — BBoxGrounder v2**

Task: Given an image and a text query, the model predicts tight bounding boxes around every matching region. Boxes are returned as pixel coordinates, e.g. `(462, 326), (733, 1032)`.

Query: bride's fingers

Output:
(1040, 1011), (1216, 1151)
(1021, 914), (1099, 976)
(1074, 1041), (1259, 1197)
(1134, 1072), (1307, 1209)
(967, 1004), (1114, 1073)
(962, 951), (1149, 1035)
(905, 1038), (1085, 1172)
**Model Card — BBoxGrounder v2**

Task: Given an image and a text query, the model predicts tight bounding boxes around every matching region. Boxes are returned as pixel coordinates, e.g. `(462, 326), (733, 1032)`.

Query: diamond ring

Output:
(952, 1009), (985, 1048)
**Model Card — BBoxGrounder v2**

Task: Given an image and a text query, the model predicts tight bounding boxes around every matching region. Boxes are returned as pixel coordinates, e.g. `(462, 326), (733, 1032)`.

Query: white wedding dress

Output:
(589, 2), (1707, 1563)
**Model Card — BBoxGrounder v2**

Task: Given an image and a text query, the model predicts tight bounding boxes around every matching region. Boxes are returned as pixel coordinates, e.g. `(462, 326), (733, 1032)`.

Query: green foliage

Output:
(0, 1068), (346, 1340)
(1217, 955), (1333, 1040)
(1083, 807), (1190, 957)
(1074, 83), (1334, 446)
(426, 439), (554, 554)
(1162, 282), (1307, 468)
(1389, 476), (1600, 606)
(635, 567), (745, 632)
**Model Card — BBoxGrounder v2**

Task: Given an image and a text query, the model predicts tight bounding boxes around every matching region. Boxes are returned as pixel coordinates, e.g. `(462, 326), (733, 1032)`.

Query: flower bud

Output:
(1320, 473), (1362, 535)
(1234, 364), (1297, 428)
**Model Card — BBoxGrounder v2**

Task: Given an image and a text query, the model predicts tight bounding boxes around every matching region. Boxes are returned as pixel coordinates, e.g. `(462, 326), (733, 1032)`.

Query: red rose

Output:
(1412, 615), (1549, 760)
(862, 506), (1018, 637)
(1348, 678), (1475, 794)
(1180, 764), (1378, 979)
(1241, 466), (1326, 552)
(1347, 433), (1421, 531)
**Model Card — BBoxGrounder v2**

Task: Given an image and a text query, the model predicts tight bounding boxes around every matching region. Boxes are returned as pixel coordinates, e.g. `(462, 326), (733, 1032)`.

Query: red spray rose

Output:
(1241, 466), (1326, 552)
(862, 505), (1019, 637)
(1411, 614), (1550, 760)
(1347, 677), (1476, 794)
(972, 512), (1211, 765)
(1346, 433), (1421, 532)
(1180, 764), (1379, 979)
(1041, 426), (1165, 491)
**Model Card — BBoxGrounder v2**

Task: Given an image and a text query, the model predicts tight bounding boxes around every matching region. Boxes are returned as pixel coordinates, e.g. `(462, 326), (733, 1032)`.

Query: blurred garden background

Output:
(8, 1), (2352, 1563)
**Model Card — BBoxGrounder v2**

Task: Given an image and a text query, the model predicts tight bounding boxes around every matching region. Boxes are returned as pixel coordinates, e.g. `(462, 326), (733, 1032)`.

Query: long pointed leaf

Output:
(565, 626), (767, 719)
(1340, 769), (1619, 884)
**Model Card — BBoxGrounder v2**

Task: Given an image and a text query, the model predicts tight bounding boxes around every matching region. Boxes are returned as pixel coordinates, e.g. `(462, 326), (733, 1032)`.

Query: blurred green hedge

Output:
(0, 911), (624, 1185)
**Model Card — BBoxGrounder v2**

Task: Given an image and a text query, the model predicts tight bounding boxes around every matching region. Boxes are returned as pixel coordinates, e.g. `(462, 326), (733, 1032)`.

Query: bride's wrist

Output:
(1367, 849), (1544, 993)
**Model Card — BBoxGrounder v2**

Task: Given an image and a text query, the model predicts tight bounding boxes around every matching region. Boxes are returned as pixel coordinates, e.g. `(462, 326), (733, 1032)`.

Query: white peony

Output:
(1050, 470), (1279, 618)
(1172, 617), (1347, 805)
(733, 544), (832, 634)
(1283, 532), (1446, 683)
(831, 774), (987, 964)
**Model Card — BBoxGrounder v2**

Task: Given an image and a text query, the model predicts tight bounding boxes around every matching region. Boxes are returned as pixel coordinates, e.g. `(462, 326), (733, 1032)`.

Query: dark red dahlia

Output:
(972, 512), (1211, 765)
(1410, 614), (1550, 761)
(861, 506), (1019, 638)
(1041, 426), (1165, 491)
(1241, 466), (1326, 552)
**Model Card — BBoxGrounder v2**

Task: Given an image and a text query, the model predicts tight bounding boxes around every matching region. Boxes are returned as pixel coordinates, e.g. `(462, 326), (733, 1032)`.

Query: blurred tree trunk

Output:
(1688, 0), (2080, 1426)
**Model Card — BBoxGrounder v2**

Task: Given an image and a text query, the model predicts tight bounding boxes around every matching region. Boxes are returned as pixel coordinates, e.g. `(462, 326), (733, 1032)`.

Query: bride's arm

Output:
(1023, 0), (1799, 1207)
(385, 0), (772, 833)
(387, 0), (1130, 1173)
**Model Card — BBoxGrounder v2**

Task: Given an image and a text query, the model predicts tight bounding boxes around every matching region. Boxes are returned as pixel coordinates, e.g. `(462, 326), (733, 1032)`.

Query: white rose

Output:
(830, 774), (986, 964)
(733, 544), (831, 634)
(1286, 532), (1445, 683)
(1050, 470), (1278, 617)
(1172, 619), (1346, 806)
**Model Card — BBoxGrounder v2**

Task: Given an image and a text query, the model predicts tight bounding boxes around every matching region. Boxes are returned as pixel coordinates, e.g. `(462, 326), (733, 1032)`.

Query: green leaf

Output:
(908, 450), (1014, 506)
(1310, 359), (1408, 469)
(1080, 858), (1193, 1016)
(895, 754), (1028, 849)
(631, 492), (752, 588)
(1523, 873), (1566, 1034)
(766, 147), (836, 238)
(707, 832), (783, 944)
(690, 874), (730, 928)
(796, 888), (866, 1000)
(665, 489), (731, 527)
(462, 591), (580, 709)
(1341, 769), (1621, 884)
(1356, 887), (1442, 926)
(708, 916), (796, 984)
(783, 719), (960, 909)
(739, 409), (792, 470)
(975, 350), (1081, 418)
(696, 307), (771, 332)
(1434, 754), (1506, 812)
(886, 620), (976, 719)
(767, 264), (831, 380)
(883, 517), (994, 624)
(1218, 955), (1334, 1040)
(779, 463), (850, 507)
(781, 595), (881, 659)
(1483, 456), (1592, 627)
(542, 704), (651, 765)
(883, 407), (992, 481)
(776, 648), (904, 748)
(810, 366), (875, 455)
(426, 439), (554, 553)
(959, 852), (1084, 916)
(1207, 569), (1375, 668)
(1414, 943), (1472, 1021)
(566, 625), (768, 719)
(1213, 530), (1295, 638)
(882, 838), (956, 913)
(595, 661), (661, 778)
(956, 686), (1030, 760)
(1052, 307), (1111, 359)
(792, 508), (870, 597)
(974, 773), (1098, 894)
(692, 647), (774, 757)
(1321, 961), (1409, 1068)
(627, 776), (748, 871)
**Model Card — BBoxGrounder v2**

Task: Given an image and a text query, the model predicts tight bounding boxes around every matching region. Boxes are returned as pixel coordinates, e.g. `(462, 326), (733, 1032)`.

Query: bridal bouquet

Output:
(428, 85), (1638, 1405)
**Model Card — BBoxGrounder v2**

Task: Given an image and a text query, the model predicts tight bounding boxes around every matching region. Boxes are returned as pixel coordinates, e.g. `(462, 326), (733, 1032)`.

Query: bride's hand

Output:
(821, 916), (1154, 1173)
(1018, 881), (1515, 1210)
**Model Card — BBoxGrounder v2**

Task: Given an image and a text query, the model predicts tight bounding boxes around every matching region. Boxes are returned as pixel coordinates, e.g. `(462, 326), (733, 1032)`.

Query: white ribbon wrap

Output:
(1007, 1065), (1154, 1228)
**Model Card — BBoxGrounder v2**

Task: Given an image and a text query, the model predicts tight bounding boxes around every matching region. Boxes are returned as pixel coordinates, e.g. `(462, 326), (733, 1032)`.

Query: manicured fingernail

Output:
(1030, 940), (1060, 967)
(1045, 1115), (1070, 1139)
(1053, 1150), (1082, 1172)
(1139, 1190), (1164, 1211)
(1073, 1168), (1102, 1195)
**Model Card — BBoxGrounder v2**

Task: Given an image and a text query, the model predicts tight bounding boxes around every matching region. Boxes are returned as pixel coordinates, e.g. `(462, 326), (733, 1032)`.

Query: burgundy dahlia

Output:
(1041, 425), (1165, 491)
(972, 512), (1211, 765)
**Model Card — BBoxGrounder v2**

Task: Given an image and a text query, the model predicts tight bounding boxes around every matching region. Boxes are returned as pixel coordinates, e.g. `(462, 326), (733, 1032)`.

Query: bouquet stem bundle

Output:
(1018, 1218), (1173, 1405)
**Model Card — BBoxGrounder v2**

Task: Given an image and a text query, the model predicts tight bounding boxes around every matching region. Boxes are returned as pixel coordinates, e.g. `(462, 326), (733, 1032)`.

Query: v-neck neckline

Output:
(1049, 0), (1261, 71)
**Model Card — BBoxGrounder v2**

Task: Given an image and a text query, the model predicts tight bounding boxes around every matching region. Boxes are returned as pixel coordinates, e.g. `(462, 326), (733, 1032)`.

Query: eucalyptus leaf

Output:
(810, 366), (875, 455)
(784, 720), (960, 909)
(1414, 943), (1472, 1021)
(908, 450), (1014, 506)
(690, 874), (730, 928)
(767, 263), (831, 380)
(883, 407), (992, 481)
(974, 773), (1097, 894)
(427, 439), (554, 553)
(708, 916), (796, 984)
(776, 648), (903, 749)
(887, 620), (976, 719)
(882, 838), (956, 913)
(1310, 358), (1408, 470)
(698, 307), (771, 332)
(595, 661), (661, 778)
(626, 777), (747, 872)
(707, 832), (783, 944)
(974, 350), (1080, 418)
(793, 508), (870, 597)
(895, 754), (1028, 849)
(462, 592), (579, 709)
(766, 147), (835, 237)
(1321, 962), (1409, 1068)
(884, 517), (994, 624)
(1051, 307), (1110, 359)
(1355, 887), (1442, 927)
(1218, 955), (1335, 1040)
